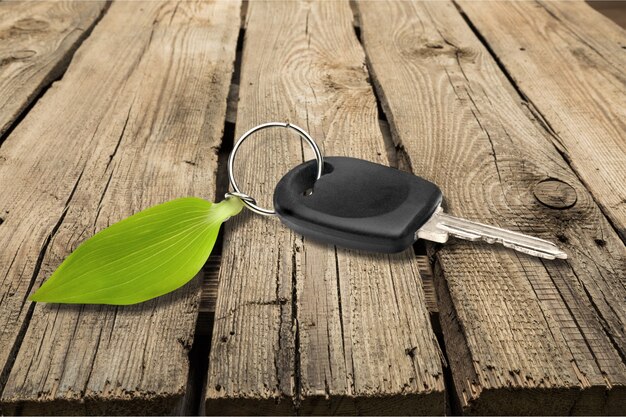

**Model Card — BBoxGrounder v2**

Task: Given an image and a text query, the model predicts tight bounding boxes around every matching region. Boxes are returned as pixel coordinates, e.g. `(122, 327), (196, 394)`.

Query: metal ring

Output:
(227, 122), (324, 216)
(224, 191), (256, 205)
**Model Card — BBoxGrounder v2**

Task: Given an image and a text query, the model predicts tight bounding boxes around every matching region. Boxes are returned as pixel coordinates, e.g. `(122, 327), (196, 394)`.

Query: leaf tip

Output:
(29, 287), (49, 303)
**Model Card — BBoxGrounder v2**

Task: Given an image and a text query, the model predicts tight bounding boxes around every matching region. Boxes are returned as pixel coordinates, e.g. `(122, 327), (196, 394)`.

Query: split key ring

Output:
(226, 122), (324, 216)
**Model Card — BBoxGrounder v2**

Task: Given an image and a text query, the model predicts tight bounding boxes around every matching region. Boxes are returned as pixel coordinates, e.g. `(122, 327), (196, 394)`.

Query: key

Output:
(273, 156), (567, 259)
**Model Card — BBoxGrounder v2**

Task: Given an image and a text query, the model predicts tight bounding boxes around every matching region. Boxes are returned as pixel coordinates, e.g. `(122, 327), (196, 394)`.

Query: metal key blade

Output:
(417, 207), (568, 260)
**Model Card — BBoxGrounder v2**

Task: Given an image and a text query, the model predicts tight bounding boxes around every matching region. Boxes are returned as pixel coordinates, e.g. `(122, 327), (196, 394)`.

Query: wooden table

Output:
(0, 1), (624, 415)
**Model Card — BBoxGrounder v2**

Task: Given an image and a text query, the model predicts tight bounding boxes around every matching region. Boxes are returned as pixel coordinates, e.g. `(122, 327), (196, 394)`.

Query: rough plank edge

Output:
(298, 391), (445, 416)
(206, 391), (445, 416)
(1, 393), (184, 416)
(433, 255), (626, 415)
(205, 397), (293, 416)
(434, 257), (571, 415)
(465, 386), (626, 416)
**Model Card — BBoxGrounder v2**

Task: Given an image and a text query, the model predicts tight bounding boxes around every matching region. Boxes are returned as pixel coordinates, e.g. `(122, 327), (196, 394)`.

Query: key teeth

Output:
(502, 238), (568, 260)
(418, 208), (569, 260)
(502, 241), (555, 260)
(470, 234), (562, 260)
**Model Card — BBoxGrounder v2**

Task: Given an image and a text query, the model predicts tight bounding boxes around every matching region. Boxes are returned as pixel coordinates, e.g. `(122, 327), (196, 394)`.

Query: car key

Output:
(273, 156), (567, 259)
(29, 123), (567, 306)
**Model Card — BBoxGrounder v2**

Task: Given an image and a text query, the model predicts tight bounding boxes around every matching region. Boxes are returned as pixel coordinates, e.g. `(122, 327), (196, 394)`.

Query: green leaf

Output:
(30, 197), (243, 305)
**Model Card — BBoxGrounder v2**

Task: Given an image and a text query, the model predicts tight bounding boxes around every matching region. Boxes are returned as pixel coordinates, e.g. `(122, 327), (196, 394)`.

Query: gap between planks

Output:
(188, 11), (247, 417)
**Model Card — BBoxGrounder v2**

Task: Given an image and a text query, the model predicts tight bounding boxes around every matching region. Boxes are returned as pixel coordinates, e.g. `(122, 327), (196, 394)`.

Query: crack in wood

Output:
(0, 2), (111, 146)
(332, 246), (353, 396)
(291, 245), (301, 412)
(186, 9), (247, 415)
(19, 167), (85, 313)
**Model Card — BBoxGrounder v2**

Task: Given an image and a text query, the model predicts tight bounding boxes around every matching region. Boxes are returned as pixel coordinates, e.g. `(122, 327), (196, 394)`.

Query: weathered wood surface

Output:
(0, 0), (623, 415)
(206, 1), (444, 415)
(0, 1), (107, 138)
(0, 1), (240, 414)
(457, 0), (626, 241)
(358, 0), (626, 414)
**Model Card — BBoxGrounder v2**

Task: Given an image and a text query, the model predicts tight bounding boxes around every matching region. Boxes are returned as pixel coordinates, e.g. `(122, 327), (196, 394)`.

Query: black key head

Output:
(273, 157), (442, 252)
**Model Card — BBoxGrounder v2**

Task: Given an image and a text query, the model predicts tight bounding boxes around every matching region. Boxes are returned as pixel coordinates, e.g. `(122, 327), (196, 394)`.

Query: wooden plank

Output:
(456, 0), (626, 241)
(0, 1), (240, 414)
(357, 0), (626, 414)
(0, 1), (107, 138)
(206, 1), (444, 415)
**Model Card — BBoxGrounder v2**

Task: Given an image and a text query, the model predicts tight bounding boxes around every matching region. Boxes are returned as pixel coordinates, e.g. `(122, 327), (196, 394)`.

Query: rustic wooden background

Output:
(0, 1), (624, 415)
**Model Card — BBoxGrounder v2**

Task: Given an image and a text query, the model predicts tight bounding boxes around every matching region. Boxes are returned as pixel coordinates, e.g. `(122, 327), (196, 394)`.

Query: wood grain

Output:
(457, 0), (626, 241)
(0, 1), (107, 138)
(357, 0), (626, 414)
(206, 1), (444, 415)
(0, 1), (240, 414)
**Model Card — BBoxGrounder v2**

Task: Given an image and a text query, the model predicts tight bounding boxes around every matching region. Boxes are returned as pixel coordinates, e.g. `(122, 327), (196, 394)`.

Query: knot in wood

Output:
(533, 179), (577, 209)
